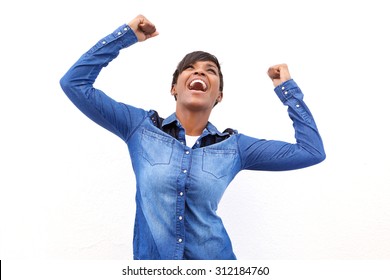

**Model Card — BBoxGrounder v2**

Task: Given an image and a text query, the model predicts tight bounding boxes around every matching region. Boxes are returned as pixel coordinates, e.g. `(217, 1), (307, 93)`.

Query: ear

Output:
(171, 85), (178, 101)
(171, 85), (177, 96)
(217, 91), (223, 102)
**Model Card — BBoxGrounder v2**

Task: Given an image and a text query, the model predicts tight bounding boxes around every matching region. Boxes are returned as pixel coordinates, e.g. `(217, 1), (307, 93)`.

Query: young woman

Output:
(60, 15), (325, 260)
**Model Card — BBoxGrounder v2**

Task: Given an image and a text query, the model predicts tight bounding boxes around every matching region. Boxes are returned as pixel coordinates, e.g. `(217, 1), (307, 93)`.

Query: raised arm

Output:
(59, 15), (158, 141)
(238, 65), (326, 171)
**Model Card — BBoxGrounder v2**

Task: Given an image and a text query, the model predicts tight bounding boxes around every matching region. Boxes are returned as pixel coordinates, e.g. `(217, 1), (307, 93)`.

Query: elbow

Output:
(312, 148), (326, 165)
(299, 145), (326, 168)
(59, 73), (81, 100)
(317, 151), (326, 164)
(59, 74), (71, 95)
(305, 139), (326, 166)
(295, 150), (325, 170)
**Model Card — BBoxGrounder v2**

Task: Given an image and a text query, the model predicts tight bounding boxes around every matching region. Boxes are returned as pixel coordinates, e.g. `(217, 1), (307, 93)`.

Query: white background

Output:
(1, 0), (389, 260)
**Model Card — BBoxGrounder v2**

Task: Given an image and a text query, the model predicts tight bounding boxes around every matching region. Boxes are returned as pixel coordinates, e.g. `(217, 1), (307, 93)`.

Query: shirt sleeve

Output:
(238, 79), (326, 171)
(59, 24), (148, 142)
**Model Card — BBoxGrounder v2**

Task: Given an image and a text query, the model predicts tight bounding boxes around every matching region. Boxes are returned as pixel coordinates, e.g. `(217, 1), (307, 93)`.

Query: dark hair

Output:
(171, 51), (224, 92)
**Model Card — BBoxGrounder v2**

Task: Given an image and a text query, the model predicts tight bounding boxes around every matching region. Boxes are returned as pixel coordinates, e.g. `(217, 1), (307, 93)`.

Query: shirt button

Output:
(178, 216), (183, 220)
(296, 104), (300, 108)
(284, 91), (288, 95)
(282, 86), (285, 90)
(178, 238), (183, 243)
(179, 192), (184, 196)
(183, 169), (187, 173)
(185, 151), (190, 155)
(124, 27), (128, 31)
(117, 31), (122, 35)
(102, 41), (106, 44)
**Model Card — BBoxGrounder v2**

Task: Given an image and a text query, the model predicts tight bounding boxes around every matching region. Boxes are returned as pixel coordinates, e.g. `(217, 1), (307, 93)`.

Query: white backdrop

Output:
(1, 0), (389, 260)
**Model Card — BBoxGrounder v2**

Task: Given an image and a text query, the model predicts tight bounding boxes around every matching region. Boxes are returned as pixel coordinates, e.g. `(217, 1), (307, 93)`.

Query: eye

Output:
(207, 68), (217, 74)
(184, 65), (194, 70)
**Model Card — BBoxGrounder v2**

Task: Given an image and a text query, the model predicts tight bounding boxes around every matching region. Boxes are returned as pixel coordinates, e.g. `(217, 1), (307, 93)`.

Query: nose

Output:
(193, 68), (205, 76)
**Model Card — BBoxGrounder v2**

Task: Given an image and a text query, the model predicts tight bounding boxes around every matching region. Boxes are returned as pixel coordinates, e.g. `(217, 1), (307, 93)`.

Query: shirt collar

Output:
(161, 113), (178, 127)
(162, 113), (228, 137)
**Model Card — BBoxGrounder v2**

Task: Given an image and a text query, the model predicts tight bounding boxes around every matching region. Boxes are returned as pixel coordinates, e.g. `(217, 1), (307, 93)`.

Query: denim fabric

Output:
(60, 24), (325, 260)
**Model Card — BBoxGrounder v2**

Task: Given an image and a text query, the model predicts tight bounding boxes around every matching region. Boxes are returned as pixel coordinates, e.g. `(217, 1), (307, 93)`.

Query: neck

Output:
(175, 108), (211, 136)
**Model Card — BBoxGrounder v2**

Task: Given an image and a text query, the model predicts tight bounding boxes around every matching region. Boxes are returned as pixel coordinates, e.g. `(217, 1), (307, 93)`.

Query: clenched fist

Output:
(267, 64), (291, 87)
(128, 14), (159, 42)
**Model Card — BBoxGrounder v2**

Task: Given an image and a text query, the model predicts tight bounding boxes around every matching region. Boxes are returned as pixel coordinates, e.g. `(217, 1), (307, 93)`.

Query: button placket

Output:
(174, 147), (191, 258)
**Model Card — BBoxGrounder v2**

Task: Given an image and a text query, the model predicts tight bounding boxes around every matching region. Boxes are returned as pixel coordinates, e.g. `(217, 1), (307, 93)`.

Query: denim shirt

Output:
(60, 24), (325, 260)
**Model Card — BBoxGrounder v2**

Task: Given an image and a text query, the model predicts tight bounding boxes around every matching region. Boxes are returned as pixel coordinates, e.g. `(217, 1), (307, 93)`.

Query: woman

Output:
(60, 15), (325, 260)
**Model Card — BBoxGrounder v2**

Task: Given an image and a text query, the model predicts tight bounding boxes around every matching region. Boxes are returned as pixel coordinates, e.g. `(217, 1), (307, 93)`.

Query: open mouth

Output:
(188, 79), (208, 92)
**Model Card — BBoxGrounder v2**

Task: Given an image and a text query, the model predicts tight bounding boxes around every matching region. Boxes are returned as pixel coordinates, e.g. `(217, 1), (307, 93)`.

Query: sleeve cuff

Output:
(274, 79), (304, 103)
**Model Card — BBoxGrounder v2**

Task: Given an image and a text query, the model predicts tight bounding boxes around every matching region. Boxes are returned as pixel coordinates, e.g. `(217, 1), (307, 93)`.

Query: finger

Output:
(138, 17), (156, 34)
(267, 67), (280, 80)
(139, 22), (154, 33)
(278, 64), (291, 81)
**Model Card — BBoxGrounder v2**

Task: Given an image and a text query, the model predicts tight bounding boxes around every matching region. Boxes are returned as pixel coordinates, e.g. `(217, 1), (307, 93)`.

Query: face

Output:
(171, 60), (223, 112)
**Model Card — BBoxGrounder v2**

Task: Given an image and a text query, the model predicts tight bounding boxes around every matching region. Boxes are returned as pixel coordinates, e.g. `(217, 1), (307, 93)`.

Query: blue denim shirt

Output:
(60, 24), (325, 260)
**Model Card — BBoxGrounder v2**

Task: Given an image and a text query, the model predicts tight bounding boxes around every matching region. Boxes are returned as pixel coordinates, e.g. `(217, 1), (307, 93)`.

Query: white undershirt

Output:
(185, 135), (200, 148)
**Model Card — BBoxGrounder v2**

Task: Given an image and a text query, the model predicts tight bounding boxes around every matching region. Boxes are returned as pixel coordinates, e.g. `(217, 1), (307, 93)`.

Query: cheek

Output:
(211, 77), (221, 91)
(175, 76), (188, 92)
(175, 83), (186, 94)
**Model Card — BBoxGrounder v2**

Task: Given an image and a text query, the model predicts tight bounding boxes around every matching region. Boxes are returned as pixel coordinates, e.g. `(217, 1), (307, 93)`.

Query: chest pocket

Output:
(202, 149), (237, 179)
(141, 129), (174, 165)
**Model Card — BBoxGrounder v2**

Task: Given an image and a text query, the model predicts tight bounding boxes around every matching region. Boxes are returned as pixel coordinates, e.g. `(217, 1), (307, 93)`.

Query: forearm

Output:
(275, 79), (325, 158)
(239, 80), (325, 171)
(60, 24), (138, 100)
(59, 25), (147, 140)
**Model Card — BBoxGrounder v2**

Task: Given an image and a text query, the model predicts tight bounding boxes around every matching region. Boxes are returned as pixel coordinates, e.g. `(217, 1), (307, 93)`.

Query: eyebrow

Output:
(204, 63), (218, 69)
(187, 61), (219, 71)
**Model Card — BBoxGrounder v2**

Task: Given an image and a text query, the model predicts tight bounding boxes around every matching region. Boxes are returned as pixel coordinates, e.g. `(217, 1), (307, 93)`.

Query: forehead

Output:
(189, 60), (218, 68)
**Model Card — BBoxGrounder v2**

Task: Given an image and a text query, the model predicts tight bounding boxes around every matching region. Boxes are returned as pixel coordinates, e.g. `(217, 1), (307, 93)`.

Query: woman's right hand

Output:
(128, 14), (159, 42)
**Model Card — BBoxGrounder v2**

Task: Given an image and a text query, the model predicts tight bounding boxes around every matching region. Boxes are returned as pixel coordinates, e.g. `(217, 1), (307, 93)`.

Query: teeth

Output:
(189, 79), (207, 91)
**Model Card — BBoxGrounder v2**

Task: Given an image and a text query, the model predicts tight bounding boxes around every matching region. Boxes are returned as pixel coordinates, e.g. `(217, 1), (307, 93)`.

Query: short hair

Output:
(171, 51), (224, 92)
